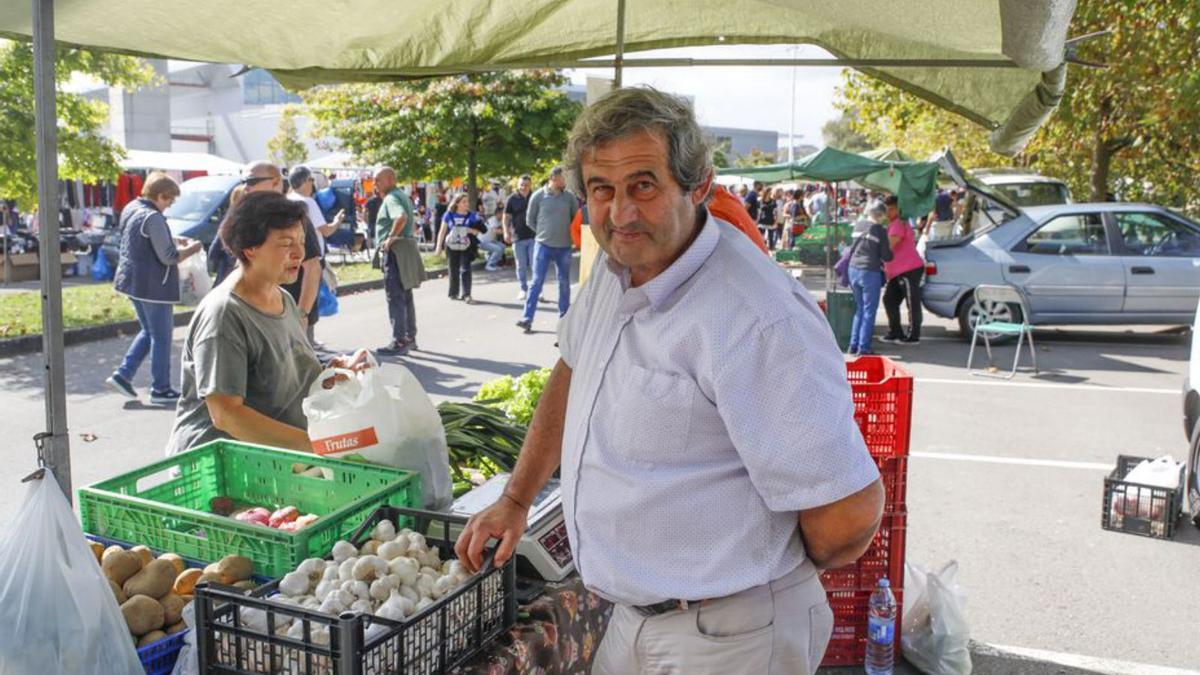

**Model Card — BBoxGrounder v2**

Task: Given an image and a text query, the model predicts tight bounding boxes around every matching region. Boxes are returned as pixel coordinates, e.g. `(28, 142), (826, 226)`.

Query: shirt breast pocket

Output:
(613, 365), (696, 465)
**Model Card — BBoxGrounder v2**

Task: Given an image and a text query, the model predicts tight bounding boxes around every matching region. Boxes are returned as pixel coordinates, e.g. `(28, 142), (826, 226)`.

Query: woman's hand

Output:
(327, 348), (371, 372)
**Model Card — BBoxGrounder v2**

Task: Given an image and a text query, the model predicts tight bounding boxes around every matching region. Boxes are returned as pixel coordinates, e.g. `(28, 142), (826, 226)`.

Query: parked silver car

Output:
(923, 202), (1200, 335)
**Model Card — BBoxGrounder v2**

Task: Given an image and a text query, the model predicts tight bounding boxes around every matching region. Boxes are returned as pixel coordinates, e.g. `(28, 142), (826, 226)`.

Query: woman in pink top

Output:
(880, 195), (925, 344)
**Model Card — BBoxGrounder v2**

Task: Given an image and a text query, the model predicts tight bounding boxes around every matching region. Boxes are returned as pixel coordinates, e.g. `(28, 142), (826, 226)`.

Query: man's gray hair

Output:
(288, 165), (312, 190)
(564, 86), (712, 196)
(866, 200), (888, 221)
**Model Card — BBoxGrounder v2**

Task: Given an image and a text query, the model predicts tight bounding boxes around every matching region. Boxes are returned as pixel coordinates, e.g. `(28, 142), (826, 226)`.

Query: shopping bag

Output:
(0, 469), (144, 675)
(902, 561), (972, 675)
(178, 250), (212, 306)
(317, 280), (339, 317)
(303, 356), (452, 509)
(92, 247), (114, 281)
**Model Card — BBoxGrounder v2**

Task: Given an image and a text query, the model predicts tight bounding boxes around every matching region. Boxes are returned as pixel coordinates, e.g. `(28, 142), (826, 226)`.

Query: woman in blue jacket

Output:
(107, 172), (202, 404)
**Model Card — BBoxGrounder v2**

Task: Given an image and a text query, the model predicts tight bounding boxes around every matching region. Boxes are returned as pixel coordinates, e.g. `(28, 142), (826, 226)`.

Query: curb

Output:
(0, 266), (450, 359)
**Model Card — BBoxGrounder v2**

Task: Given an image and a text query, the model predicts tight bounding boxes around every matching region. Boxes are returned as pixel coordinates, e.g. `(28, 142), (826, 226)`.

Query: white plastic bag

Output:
(303, 357), (452, 509)
(0, 470), (143, 675)
(901, 561), (972, 675)
(178, 250), (212, 306)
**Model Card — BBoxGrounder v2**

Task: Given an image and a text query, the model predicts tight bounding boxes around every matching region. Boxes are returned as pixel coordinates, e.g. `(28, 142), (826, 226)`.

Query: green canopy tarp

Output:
(0, 0), (1076, 155)
(719, 147), (939, 217)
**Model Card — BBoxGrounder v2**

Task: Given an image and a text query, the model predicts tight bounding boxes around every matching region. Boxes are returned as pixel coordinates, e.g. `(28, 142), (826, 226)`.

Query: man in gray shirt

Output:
(516, 166), (578, 333)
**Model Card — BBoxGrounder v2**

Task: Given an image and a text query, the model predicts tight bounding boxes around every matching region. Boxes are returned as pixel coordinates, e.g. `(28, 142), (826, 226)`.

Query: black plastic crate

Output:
(1102, 455), (1184, 540)
(194, 506), (517, 674)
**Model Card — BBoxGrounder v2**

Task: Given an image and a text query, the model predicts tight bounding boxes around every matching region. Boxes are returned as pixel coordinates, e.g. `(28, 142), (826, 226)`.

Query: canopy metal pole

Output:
(788, 47), (796, 163)
(613, 0), (626, 88)
(825, 182), (835, 294)
(32, 0), (72, 501)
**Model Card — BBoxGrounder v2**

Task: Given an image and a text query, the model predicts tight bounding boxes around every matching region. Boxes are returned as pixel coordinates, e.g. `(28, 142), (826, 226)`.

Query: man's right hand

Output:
(454, 495), (529, 574)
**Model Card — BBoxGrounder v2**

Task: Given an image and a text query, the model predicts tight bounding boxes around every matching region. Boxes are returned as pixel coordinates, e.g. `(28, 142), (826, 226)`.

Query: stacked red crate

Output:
(820, 356), (912, 667)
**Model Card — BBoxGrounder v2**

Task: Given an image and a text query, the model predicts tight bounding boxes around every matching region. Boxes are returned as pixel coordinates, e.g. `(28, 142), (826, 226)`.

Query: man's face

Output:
(244, 222), (305, 285)
(549, 173), (566, 191)
(582, 129), (709, 284)
(246, 171), (283, 194)
(887, 203), (900, 221)
(518, 178), (531, 195)
(375, 172), (396, 194)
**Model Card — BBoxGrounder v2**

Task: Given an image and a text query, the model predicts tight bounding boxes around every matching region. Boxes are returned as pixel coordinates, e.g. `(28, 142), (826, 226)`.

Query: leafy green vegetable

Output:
(474, 367), (551, 426)
(438, 401), (528, 497)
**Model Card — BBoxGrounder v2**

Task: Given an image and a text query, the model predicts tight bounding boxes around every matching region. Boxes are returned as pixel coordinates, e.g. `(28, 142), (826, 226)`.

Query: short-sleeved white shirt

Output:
(288, 192), (327, 252)
(557, 209), (879, 606)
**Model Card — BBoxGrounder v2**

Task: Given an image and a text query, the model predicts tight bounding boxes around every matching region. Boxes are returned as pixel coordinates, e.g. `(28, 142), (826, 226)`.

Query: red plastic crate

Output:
(821, 588), (904, 667)
(846, 356), (913, 459)
(875, 455), (908, 512)
(820, 511), (907, 591)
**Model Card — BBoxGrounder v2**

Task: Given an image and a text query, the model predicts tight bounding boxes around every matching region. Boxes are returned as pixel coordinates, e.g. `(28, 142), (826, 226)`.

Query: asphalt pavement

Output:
(1, 262), (1196, 673)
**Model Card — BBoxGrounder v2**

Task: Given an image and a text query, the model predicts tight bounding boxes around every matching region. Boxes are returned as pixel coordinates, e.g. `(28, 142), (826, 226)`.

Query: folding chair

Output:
(966, 284), (1038, 379)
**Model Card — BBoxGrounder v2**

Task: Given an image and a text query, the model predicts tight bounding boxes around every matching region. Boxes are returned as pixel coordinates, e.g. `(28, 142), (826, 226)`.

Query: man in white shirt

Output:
(457, 87), (883, 674)
(286, 165), (343, 345)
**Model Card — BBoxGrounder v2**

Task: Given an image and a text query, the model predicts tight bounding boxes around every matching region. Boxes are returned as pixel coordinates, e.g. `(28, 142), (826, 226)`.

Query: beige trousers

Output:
(591, 561), (833, 675)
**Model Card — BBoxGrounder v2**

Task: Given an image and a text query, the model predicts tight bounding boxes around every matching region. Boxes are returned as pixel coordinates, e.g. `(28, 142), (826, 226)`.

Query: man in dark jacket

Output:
(107, 172), (202, 404)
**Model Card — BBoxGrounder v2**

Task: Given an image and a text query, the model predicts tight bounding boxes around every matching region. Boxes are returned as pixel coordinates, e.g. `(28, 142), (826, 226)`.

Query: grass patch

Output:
(0, 257), (451, 340)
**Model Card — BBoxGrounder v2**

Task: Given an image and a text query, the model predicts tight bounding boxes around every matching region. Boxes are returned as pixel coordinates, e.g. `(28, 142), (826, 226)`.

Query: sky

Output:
(566, 44), (844, 151)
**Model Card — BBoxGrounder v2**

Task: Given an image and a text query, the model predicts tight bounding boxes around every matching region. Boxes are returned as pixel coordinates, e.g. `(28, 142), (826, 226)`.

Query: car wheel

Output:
(956, 293), (1023, 343)
(1188, 421), (1200, 528)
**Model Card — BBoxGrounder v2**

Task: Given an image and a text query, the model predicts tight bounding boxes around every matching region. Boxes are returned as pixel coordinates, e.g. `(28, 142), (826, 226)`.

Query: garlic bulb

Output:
(349, 598), (372, 614)
(377, 540), (406, 561)
(408, 533), (426, 552)
(398, 584), (420, 605)
(391, 533), (412, 554)
(331, 540), (357, 563)
(360, 540), (381, 556)
(314, 580), (337, 602)
(338, 558), (357, 582)
(298, 558), (325, 582)
(279, 571), (310, 597)
(373, 519), (397, 542)
(388, 557), (420, 586)
(321, 565), (340, 582)
(434, 575), (455, 598)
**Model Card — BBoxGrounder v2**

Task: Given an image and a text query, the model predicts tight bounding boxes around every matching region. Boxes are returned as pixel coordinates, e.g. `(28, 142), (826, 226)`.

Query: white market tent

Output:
(307, 152), (370, 172)
(121, 149), (243, 175)
(1, 0), (1081, 497)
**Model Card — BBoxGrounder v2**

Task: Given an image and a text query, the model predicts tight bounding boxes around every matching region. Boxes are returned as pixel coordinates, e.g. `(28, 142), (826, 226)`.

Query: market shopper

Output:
(165, 192), (368, 455)
(880, 195), (924, 345)
(516, 166), (577, 333)
(374, 167), (423, 355)
(457, 86), (883, 675)
(847, 201), (893, 356)
(435, 192), (487, 304)
(479, 204), (506, 271)
(107, 172), (203, 404)
(503, 175), (536, 300)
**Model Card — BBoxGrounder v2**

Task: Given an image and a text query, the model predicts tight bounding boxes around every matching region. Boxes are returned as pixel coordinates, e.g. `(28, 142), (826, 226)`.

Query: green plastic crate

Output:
(78, 440), (421, 578)
(826, 289), (857, 351)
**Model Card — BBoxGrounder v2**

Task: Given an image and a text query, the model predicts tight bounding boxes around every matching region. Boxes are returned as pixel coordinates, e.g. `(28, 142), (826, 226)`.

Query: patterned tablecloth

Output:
(458, 574), (613, 674)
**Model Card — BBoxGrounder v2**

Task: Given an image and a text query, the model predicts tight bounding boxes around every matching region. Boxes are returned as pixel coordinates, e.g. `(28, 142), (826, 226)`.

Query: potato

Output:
(216, 555), (254, 583)
(198, 571), (225, 586)
(124, 559), (176, 599)
(160, 593), (186, 625)
(89, 541), (105, 564)
(173, 568), (203, 596)
(137, 630), (167, 647)
(158, 553), (185, 576)
(108, 578), (128, 605)
(102, 549), (142, 586)
(130, 545), (155, 568)
(121, 595), (165, 636)
(166, 620), (187, 635)
(233, 580), (257, 591)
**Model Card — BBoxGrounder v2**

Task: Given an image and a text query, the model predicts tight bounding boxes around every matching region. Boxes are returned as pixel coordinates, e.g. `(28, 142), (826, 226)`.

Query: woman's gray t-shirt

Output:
(165, 285), (322, 455)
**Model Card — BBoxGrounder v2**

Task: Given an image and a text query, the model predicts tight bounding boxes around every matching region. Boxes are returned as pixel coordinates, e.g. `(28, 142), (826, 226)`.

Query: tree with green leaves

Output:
(267, 104), (308, 168)
(0, 40), (153, 210)
(734, 148), (777, 168)
(820, 110), (872, 153)
(302, 70), (580, 208)
(835, 2), (1200, 215)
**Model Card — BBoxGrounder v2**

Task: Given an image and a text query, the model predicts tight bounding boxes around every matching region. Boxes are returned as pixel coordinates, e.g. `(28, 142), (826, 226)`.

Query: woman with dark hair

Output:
(434, 192), (486, 304)
(165, 191), (367, 455)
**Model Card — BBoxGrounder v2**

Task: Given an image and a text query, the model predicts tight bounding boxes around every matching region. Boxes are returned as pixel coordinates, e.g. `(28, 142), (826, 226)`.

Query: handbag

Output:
(834, 234), (865, 288)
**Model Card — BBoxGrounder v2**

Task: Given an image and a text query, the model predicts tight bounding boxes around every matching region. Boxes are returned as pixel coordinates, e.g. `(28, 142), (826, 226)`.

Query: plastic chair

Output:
(966, 284), (1038, 379)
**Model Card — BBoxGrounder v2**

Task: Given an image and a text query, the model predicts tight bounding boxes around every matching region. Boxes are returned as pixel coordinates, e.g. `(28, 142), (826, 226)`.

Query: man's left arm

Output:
(712, 310), (883, 570)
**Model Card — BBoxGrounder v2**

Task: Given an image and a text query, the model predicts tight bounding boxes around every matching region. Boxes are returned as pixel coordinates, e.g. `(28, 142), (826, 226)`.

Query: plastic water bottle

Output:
(865, 577), (897, 675)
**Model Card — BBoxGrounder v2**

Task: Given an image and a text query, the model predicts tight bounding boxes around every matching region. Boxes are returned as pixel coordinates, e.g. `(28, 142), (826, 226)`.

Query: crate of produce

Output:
(194, 506), (517, 675)
(820, 511), (907, 592)
(846, 356), (913, 459)
(1101, 454), (1184, 540)
(821, 587), (904, 667)
(79, 440), (422, 578)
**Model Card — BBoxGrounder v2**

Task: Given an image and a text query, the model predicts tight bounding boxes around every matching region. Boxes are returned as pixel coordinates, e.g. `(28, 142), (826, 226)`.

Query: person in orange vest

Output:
(709, 184), (769, 254)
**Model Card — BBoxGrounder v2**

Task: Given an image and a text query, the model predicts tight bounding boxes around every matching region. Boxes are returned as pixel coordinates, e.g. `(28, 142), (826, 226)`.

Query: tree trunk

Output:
(467, 120), (479, 211)
(1090, 134), (1113, 202)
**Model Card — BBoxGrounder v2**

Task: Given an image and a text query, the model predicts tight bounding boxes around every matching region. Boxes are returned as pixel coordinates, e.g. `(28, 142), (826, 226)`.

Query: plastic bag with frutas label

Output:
(901, 560), (972, 675)
(178, 250), (212, 306)
(0, 469), (144, 675)
(303, 356), (452, 509)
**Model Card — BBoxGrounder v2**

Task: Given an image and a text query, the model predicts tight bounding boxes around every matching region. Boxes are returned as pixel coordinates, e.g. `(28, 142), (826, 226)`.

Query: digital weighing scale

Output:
(441, 474), (574, 582)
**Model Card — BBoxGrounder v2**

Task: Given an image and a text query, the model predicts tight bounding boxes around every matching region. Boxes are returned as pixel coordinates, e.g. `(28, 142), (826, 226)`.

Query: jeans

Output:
(479, 240), (505, 268)
(884, 266), (924, 340)
(513, 238), (535, 292)
(522, 243), (571, 323)
(848, 267), (884, 353)
(767, 226), (783, 250)
(447, 248), (474, 299)
(384, 252), (417, 342)
(117, 298), (174, 392)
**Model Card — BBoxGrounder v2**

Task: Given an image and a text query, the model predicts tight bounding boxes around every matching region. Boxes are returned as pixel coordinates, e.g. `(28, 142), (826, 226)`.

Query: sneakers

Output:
(400, 336), (419, 352)
(517, 291), (528, 301)
(538, 296), (550, 303)
(900, 336), (921, 345)
(464, 296), (475, 305)
(515, 320), (533, 334)
(484, 265), (499, 272)
(106, 373), (137, 399)
(878, 334), (904, 344)
(377, 340), (410, 356)
(149, 389), (182, 405)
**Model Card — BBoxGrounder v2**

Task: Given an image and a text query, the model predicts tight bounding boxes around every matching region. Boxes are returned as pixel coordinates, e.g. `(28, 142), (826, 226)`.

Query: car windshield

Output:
(165, 189), (225, 229)
(990, 182), (1070, 207)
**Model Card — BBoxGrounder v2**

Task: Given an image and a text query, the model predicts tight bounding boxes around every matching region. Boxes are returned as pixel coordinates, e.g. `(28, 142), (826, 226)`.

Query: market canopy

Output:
(121, 149), (242, 174)
(718, 146), (941, 217)
(0, 0), (1076, 155)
